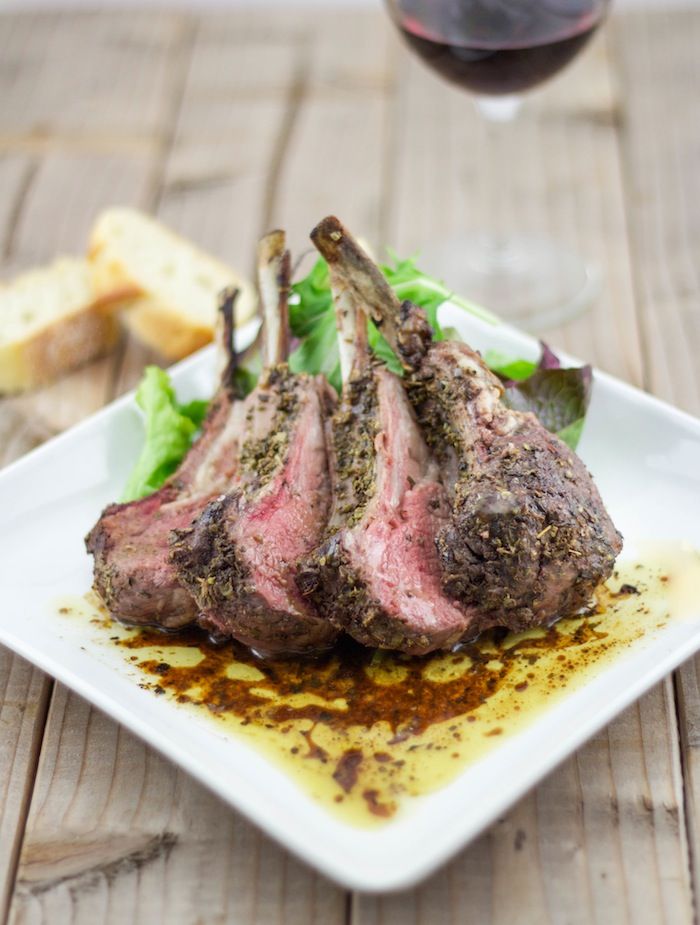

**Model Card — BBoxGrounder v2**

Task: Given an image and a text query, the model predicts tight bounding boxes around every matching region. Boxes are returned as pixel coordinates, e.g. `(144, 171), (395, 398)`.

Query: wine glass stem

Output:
(475, 95), (522, 270)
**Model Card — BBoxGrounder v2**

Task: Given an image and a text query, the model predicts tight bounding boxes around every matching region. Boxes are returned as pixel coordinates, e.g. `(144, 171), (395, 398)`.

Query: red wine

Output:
(393, 1), (608, 96)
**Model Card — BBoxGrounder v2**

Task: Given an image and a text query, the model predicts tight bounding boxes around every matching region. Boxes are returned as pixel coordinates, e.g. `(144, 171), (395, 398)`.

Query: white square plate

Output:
(2, 309), (700, 893)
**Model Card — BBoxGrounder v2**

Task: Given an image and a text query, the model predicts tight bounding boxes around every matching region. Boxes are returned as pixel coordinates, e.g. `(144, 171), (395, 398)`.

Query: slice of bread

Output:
(89, 207), (257, 360)
(0, 257), (121, 394)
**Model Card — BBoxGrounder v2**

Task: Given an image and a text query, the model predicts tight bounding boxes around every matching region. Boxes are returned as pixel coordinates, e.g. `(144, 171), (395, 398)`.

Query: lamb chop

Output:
(296, 241), (475, 654)
(310, 216), (623, 635)
(170, 231), (338, 655)
(85, 290), (249, 628)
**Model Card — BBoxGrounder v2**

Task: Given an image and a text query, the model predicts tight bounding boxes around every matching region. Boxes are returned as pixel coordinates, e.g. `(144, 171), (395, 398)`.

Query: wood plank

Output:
(354, 13), (693, 923)
(0, 13), (195, 923)
(611, 9), (700, 412)
(0, 654), (51, 925)
(113, 9), (308, 396)
(612, 6), (700, 907)
(9, 689), (345, 925)
(0, 12), (185, 142)
(0, 153), (55, 462)
(7, 11), (351, 923)
(153, 13), (304, 293)
(354, 681), (690, 925)
(0, 150), (55, 925)
(268, 9), (394, 254)
(0, 156), (32, 249)
(113, 13), (306, 396)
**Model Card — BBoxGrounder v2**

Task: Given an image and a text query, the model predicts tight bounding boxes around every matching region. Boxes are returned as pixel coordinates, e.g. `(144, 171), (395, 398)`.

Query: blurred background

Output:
(1, 0), (699, 923)
(5, 0), (700, 8)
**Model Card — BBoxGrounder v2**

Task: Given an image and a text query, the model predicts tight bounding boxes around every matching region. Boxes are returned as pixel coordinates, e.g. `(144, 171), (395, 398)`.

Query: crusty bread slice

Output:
(89, 207), (257, 360)
(0, 257), (121, 394)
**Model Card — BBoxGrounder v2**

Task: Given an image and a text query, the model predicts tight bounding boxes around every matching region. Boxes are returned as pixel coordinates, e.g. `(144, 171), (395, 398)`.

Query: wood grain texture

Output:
(154, 13), (302, 295)
(0, 142), (55, 925)
(8, 689), (345, 925)
(612, 8), (700, 908)
(354, 681), (691, 925)
(0, 7), (698, 924)
(0, 654), (50, 925)
(353, 14), (694, 925)
(382, 28), (643, 385)
(4, 11), (351, 924)
(0, 11), (193, 924)
(268, 9), (394, 254)
(0, 12), (184, 140)
(612, 9), (700, 414)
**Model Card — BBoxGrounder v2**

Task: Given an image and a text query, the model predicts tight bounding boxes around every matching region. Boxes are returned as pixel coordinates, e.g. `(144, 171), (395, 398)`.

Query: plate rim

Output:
(2, 317), (700, 892)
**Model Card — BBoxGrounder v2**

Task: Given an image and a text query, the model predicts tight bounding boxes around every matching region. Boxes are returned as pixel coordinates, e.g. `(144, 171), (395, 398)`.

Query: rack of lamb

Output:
(85, 291), (249, 629)
(306, 216), (622, 645)
(171, 231), (338, 655)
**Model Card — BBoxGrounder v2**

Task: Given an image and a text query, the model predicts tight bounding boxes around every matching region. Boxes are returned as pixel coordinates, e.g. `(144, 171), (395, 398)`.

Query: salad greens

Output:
(122, 251), (593, 499)
(483, 350), (537, 383)
(498, 349), (593, 453)
(121, 367), (208, 502)
(288, 253), (493, 390)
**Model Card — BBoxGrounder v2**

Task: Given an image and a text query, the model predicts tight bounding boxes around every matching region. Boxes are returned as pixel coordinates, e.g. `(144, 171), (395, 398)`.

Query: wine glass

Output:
(384, 0), (611, 331)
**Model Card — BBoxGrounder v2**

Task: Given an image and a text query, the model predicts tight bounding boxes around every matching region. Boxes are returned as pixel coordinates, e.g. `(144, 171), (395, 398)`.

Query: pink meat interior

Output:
(344, 371), (472, 640)
(234, 382), (330, 616)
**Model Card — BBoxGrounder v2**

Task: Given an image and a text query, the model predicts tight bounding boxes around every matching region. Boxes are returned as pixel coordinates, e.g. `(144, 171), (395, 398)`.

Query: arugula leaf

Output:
(289, 257), (332, 336)
(289, 308), (342, 392)
(381, 251), (497, 330)
(122, 253), (593, 502)
(367, 320), (403, 377)
(288, 253), (495, 388)
(121, 367), (204, 502)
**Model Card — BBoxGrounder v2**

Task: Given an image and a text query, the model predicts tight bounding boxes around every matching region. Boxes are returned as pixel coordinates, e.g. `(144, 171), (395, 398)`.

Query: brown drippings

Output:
(56, 545), (700, 827)
(333, 749), (363, 792)
(113, 616), (605, 740)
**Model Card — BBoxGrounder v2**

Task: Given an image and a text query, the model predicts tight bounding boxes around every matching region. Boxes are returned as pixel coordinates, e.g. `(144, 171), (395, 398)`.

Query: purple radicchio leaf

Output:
(499, 343), (593, 451)
(537, 340), (562, 371)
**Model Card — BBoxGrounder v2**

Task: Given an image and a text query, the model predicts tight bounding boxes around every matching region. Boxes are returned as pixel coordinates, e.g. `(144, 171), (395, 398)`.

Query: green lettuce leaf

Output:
(177, 398), (210, 429)
(556, 417), (585, 449)
(380, 252), (497, 336)
(483, 349), (538, 382)
(121, 366), (206, 502)
(367, 320), (403, 377)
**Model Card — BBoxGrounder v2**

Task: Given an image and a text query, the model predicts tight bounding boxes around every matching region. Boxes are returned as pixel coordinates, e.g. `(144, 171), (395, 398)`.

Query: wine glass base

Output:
(418, 233), (601, 333)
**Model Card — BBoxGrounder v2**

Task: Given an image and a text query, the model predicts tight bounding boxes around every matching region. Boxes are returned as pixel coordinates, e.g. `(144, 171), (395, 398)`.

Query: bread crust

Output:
(0, 297), (120, 393)
(88, 208), (257, 360)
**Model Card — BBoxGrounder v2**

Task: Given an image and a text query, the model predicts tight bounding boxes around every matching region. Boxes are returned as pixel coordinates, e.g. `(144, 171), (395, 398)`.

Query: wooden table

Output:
(0, 6), (698, 923)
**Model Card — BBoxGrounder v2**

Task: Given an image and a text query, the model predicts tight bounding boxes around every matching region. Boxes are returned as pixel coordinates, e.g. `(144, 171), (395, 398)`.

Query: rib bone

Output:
(311, 215), (432, 371)
(257, 230), (291, 366)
